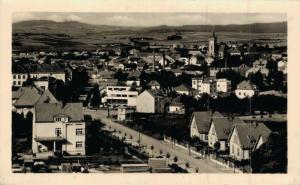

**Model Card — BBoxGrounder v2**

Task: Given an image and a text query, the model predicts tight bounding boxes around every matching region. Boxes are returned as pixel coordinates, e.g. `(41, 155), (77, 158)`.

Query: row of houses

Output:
(189, 111), (274, 161)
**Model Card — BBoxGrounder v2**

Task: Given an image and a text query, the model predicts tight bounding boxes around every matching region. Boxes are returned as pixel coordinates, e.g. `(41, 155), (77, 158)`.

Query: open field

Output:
(12, 20), (287, 51)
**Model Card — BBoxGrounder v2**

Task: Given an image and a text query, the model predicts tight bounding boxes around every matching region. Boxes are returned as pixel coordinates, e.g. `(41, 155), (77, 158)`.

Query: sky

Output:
(13, 12), (287, 27)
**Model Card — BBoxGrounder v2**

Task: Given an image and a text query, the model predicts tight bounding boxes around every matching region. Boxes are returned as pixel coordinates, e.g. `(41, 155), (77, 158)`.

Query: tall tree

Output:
(90, 84), (101, 108)
(251, 131), (287, 173)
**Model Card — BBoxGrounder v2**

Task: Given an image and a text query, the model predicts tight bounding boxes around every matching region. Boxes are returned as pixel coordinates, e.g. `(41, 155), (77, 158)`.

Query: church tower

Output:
(208, 31), (217, 57)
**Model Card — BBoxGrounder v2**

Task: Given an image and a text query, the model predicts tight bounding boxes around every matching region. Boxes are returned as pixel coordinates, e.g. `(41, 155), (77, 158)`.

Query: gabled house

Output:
(235, 80), (257, 99)
(190, 111), (223, 142)
(208, 117), (244, 151)
(136, 90), (172, 114)
(228, 122), (272, 161)
(33, 103), (86, 157)
(174, 84), (193, 96)
(12, 86), (58, 115)
(148, 80), (160, 90)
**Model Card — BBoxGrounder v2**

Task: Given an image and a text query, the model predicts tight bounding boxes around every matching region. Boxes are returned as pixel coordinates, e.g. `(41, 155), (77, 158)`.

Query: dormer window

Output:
(54, 114), (69, 123)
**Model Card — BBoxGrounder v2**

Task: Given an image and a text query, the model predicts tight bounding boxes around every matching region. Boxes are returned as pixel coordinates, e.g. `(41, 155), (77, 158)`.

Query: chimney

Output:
(163, 52), (165, 70)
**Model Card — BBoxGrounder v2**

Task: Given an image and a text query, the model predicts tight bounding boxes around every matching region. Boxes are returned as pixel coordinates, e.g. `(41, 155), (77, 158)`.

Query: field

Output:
(12, 20), (287, 52)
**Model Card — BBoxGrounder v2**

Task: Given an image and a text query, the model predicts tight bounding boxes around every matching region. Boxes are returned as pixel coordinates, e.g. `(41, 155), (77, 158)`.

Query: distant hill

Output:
(13, 20), (287, 34)
(12, 20), (287, 51)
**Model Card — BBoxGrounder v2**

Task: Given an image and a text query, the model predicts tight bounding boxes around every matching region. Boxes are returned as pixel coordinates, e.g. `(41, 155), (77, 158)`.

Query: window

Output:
(205, 135), (208, 141)
(13, 75), (16, 79)
(18, 75), (21, 79)
(18, 81), (21, 85)
(23, 75), (26, 79)
(239, 92), (241, 95)
(13, 81), (16, 85)
(76, 128), (84, 135)
(55, 128), (61, 137)
(76, 141), (83, 148)
(54, 117), (61, 122)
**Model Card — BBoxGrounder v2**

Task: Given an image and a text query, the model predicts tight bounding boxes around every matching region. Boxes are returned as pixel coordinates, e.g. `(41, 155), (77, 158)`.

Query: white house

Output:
(12, 65), (28, 87)
(23, 63), (66, 82)
(33, 103), (86, 157)
(192, 78), (216, 95)
(136, 90), (172, 114)
(102, 85), (138, 107)
(216, 78), (231, 93)
(208, 117), (244, 151)
(277, 60), (287, 74)
(228, 123), (271, 161)
(190, 111), (223, 142)
(168, 102), (185, 114)
(136, 90), (156, 113)
(235, 80), (257, 99)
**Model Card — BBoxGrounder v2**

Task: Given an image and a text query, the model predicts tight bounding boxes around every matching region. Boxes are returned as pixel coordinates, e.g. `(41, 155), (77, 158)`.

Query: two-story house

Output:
(33, 102), (86, 157)
(228, 123), (271, 161)
(190, 111), (223, 142)
(208, 117), (244, 151)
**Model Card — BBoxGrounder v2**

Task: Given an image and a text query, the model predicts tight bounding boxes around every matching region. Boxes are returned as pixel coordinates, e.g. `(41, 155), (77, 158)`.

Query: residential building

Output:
(22, 63), (66, 82)
(34, 77), (49, 90)
(229, 48), (241, 56)
(102, 85), (138, 107)
(148, 80), (160, 90)
(235, 80), (257, 99)
(192, 78), (216, 95)
(33, 103), (85, 157)
(190, 111), (223, 142)
(228, 123), (271, 161)
(12, 86), (58, 115)
(216, 78), (231, 93)
(12, 64), (28, 87)
(174, 84), (193, 96)
(245, 59), (270, 77)
(208, 117), (244, 151)
(168, 102), (185, 114)
(136, 90), (172, 113)
(278, 60), (287, 74)
(237, 64), (250, 77)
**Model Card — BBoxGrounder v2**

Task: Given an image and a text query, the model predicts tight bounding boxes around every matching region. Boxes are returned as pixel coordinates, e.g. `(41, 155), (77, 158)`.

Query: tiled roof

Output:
(35, 103), (84, 122)
(13, 86), (58, 107)
(212, 117), (245, 140)
(22, 63), (64, 73)
(174, 84), (192, 92)
(12, 64), (27, 74)
(233, 123), (272, 149)
(192, 111), (223, 134)
(236, 80), (255, 90)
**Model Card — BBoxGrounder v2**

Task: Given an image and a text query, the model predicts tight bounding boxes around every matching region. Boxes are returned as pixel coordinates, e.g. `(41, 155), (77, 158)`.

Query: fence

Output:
(163, 136), (243, 173)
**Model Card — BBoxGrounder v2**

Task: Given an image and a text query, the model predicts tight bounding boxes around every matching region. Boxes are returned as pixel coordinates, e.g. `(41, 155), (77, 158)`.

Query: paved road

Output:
(84, 108), (234, 173)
